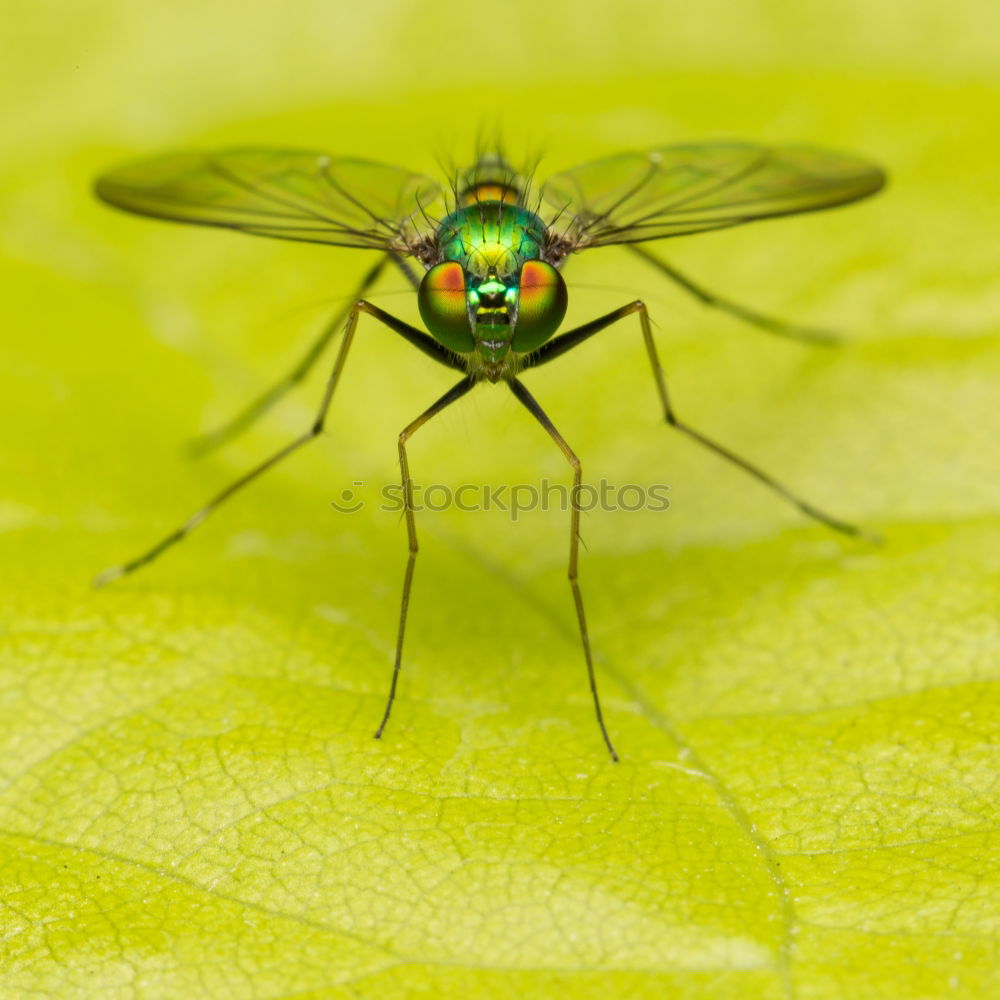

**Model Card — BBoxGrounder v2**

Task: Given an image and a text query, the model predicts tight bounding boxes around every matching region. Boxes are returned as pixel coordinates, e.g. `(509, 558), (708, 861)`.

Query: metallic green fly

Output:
(94, 142), (886, 760)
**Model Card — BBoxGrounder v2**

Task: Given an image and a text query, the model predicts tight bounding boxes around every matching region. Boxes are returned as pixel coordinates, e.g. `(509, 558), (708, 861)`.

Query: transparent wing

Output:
(95, 147), (442, 252)
(541, 142), (886, 249)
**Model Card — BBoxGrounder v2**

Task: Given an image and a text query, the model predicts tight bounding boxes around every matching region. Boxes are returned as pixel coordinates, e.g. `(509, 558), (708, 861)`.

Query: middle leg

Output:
(627, 243), (838, 346)
(526, 300), (871, 539)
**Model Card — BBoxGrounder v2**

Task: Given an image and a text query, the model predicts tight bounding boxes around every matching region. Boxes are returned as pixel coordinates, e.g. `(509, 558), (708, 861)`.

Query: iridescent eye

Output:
(511, 259), (567, 353)
(418, 261), (475, 353)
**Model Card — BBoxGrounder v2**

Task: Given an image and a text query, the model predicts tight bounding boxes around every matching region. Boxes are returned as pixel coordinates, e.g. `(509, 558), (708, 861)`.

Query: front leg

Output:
(525, 300), (871, 539)
(97, 300), (466, 586)
(509, 377), (619, 762)
(375, 376), (477, 739)
(188, 255), (393, 456)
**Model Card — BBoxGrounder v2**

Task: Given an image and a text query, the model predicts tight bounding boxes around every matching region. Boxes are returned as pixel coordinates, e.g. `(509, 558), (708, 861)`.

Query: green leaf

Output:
(3, 4), (1000, 998)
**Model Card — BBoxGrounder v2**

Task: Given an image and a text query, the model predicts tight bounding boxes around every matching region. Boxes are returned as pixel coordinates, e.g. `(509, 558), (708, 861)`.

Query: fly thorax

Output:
(438, 204), (545, 280)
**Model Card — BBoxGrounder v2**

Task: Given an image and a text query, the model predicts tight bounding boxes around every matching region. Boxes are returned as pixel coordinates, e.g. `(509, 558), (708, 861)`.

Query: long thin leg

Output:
(188, 254), (391, 455)
(627, 243), (838, 346)
(375, 376), (477, 740)
(526, 301), (873, 540)
(96, 300), (464, 586)
(508, 377), (618, 762)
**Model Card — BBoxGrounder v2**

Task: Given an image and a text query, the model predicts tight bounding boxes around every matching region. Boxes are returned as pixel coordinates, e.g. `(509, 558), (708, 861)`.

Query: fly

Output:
(93, 141), (887, 760)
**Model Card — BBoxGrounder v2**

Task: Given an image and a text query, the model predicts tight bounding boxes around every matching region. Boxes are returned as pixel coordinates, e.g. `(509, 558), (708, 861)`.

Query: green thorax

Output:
(438, 202), (546, 283)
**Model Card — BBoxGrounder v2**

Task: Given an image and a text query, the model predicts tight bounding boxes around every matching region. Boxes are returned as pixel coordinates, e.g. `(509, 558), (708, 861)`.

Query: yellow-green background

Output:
(2, 2), (999, 998)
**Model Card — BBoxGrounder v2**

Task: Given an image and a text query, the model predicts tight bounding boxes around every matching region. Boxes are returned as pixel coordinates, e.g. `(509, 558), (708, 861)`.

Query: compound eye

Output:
(512, 259), (567, 353)
(418, 261), (475, 353)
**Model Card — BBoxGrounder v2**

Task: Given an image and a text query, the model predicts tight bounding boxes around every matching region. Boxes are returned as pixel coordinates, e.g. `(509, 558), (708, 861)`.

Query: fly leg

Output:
(525, 300), (874, 540)
(189, 253), (419, 455)
(96, 300), (464, 586)
(508, 377), (619, 762)
(627, 244), (838, 346)
(374, 376), (477, 740)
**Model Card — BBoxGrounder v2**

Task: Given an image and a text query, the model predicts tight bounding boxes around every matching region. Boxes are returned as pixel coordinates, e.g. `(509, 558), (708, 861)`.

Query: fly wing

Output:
(95, 148), (442, 252)
(540, 142), (886, 249)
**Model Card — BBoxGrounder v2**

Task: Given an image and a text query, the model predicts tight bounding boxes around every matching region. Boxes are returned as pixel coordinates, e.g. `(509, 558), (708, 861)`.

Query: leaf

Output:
(3, 5), (1000, 999)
